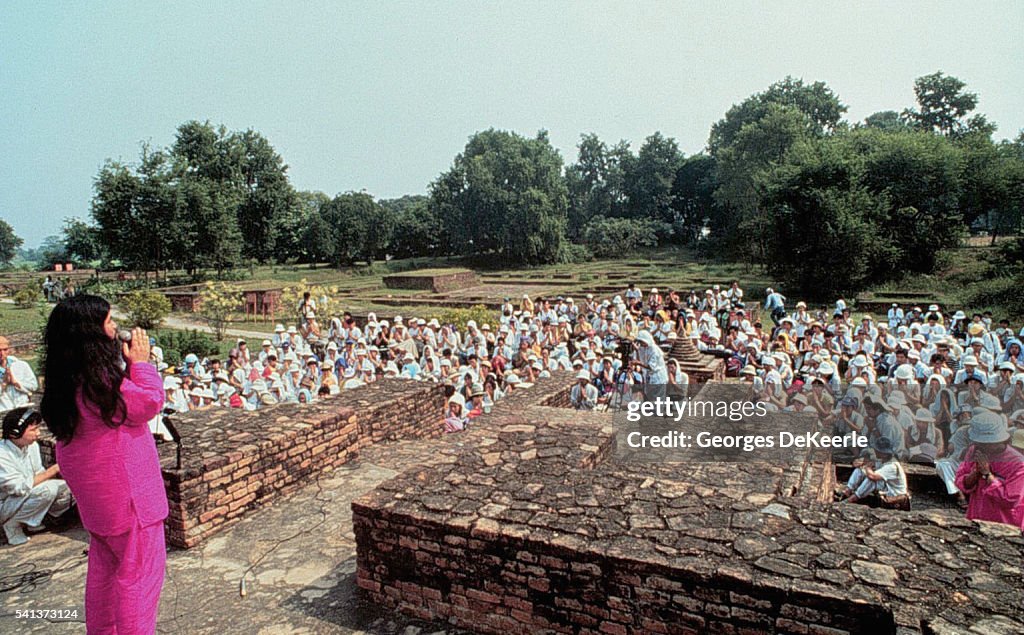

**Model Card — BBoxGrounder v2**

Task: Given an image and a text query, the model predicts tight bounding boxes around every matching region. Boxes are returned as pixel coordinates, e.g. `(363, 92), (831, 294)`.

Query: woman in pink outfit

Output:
(954, 411), (1024, 528)
(41, 295), (167, 634)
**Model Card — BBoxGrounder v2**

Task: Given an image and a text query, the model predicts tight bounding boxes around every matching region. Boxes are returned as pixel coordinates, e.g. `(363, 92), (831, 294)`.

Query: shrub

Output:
(280, 279), (343, 325)
(960, 277), (1024, 320)
(161, 348), (182, 368)
(197, 282), (243, 341)
(581, 217), (665, 257)
(557, 242), (593, 264)
(13, 286), (42, 308)
(430, 305), (498, 333)
(120, 290), (172, 329)
(157, 330), (220, 367)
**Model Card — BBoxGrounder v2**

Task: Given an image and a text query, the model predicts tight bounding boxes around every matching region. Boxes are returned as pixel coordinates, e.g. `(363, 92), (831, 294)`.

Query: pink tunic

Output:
(954, 445), (1024, 527)
(56, 362), (168, 536)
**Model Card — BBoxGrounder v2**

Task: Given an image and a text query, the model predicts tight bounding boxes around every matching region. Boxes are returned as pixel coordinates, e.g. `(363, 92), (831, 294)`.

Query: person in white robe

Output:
(0, 408), (74, 545)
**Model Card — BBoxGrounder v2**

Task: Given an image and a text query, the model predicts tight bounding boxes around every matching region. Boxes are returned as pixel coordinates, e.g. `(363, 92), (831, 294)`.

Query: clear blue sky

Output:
(2, 1), (1022, 247)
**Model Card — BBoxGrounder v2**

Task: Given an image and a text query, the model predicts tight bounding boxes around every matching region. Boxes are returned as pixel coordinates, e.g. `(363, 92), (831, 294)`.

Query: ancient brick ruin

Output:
(157, 379), (447, 547)
(34, 370), (1023, 631)
(352, 381), (1024, 635)
(383, 270), (479, 293)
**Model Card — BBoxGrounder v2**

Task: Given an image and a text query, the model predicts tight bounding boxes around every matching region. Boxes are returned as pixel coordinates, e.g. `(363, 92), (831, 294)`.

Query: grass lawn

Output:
(0, 302), (51, 335)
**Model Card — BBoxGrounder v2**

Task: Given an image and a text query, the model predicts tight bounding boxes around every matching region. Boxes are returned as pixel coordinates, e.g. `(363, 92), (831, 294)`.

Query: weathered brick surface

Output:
(352, 382), (1024, 635)
(383, 271), (477, 293)
(155, 378), (449, 547)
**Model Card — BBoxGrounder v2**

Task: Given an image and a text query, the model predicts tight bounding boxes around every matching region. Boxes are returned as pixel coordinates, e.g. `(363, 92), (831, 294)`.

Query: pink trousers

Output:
(85, 519), (166, 634)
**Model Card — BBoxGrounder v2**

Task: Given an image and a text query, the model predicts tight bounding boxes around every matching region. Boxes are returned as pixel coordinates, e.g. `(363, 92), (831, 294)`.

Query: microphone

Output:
(118, 329), (133, 343)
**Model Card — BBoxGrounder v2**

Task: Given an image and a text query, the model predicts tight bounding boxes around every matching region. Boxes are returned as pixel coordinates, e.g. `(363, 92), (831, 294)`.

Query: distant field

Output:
(0, 302), (49, 335)
(4, 242), (1016, 332)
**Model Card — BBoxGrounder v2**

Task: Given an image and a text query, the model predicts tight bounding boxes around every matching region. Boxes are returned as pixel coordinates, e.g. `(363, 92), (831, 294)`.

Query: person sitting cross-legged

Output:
(842, 437), (910, 510)
(0, 408), (74, 546)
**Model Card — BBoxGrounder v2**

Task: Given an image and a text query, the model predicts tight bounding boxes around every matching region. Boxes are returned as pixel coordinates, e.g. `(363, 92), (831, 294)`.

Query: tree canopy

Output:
(0, 220), (23, 267)
(48, 72), (1023, 299)
(430, 129), (568, 265)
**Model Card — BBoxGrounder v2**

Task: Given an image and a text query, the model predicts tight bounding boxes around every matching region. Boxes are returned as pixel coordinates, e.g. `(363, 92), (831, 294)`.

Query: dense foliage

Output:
(8, 71), (1013, 300)
(430, 129), (569, 265)
(120, 290), (172, 329)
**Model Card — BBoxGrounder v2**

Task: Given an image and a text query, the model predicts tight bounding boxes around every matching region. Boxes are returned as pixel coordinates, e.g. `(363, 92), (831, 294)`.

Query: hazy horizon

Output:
(3, 1), (1022, 247)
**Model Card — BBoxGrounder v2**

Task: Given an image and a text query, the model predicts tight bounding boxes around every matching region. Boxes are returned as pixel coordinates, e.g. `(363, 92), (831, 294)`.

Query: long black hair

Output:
(40, 295), (127, 442)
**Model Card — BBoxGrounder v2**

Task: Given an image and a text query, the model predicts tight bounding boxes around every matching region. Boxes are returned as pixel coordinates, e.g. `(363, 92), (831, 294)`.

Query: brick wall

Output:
(353, 508), (896, 635)
(382, 271), (477, 293)
(159, 378), (447, 547)
(352, 383), (1024, 634)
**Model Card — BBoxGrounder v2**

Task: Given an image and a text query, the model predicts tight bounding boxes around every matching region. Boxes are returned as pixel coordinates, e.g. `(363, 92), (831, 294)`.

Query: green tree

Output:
(0, 219), (23, 266)
(622, 132), (684, 229)
(857, 128), (965, 274)
(319, 192), (391, 265)
(712, 104), (820, 262)
(382, 195), (444, 258)
(121, 290), (172, 329)
(235, 130), (295, 262)
(762, 139), (897, 296)
(38, 235), (68, 269)
(670, 154), (716, 244)
(300, 212), (334, 265)
(901, 71), (979, 136)
(995, 134), (1024, 240)
(91, 161), (143, 268)
(430, 129), (568, 265)
(174, 175), (243, 274)
(564, 134), (629, 238)
(581, 217), (664, 257)
(170, 121), (295, 264)
(863, 111), (907, 132)
(709, 76), (846, 153)
(273, 190), (327, 263)
(61, 218), (105, 264)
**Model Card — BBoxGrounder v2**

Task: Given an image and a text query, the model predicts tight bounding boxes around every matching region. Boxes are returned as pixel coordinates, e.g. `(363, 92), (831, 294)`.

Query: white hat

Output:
(327, 342), (339, 350)
(163, 376), (181, 390)
(448, 393), (466, 407)
(894, 365), (915, 380)
(274, 324), (285, 332)
(505, 374), (521, 384)
(913, 408), (935, 422)
(968, 411), (1010, 443)
(261, 339), (272, 346)
(576, 370), (590, 381)
(287, 326), (297, 334)
(962, 356), (978, 366)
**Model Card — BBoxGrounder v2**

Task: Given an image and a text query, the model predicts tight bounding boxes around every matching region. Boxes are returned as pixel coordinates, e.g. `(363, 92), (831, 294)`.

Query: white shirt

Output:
(0, 439), (43, 500)
(0, 356), (38, 412)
